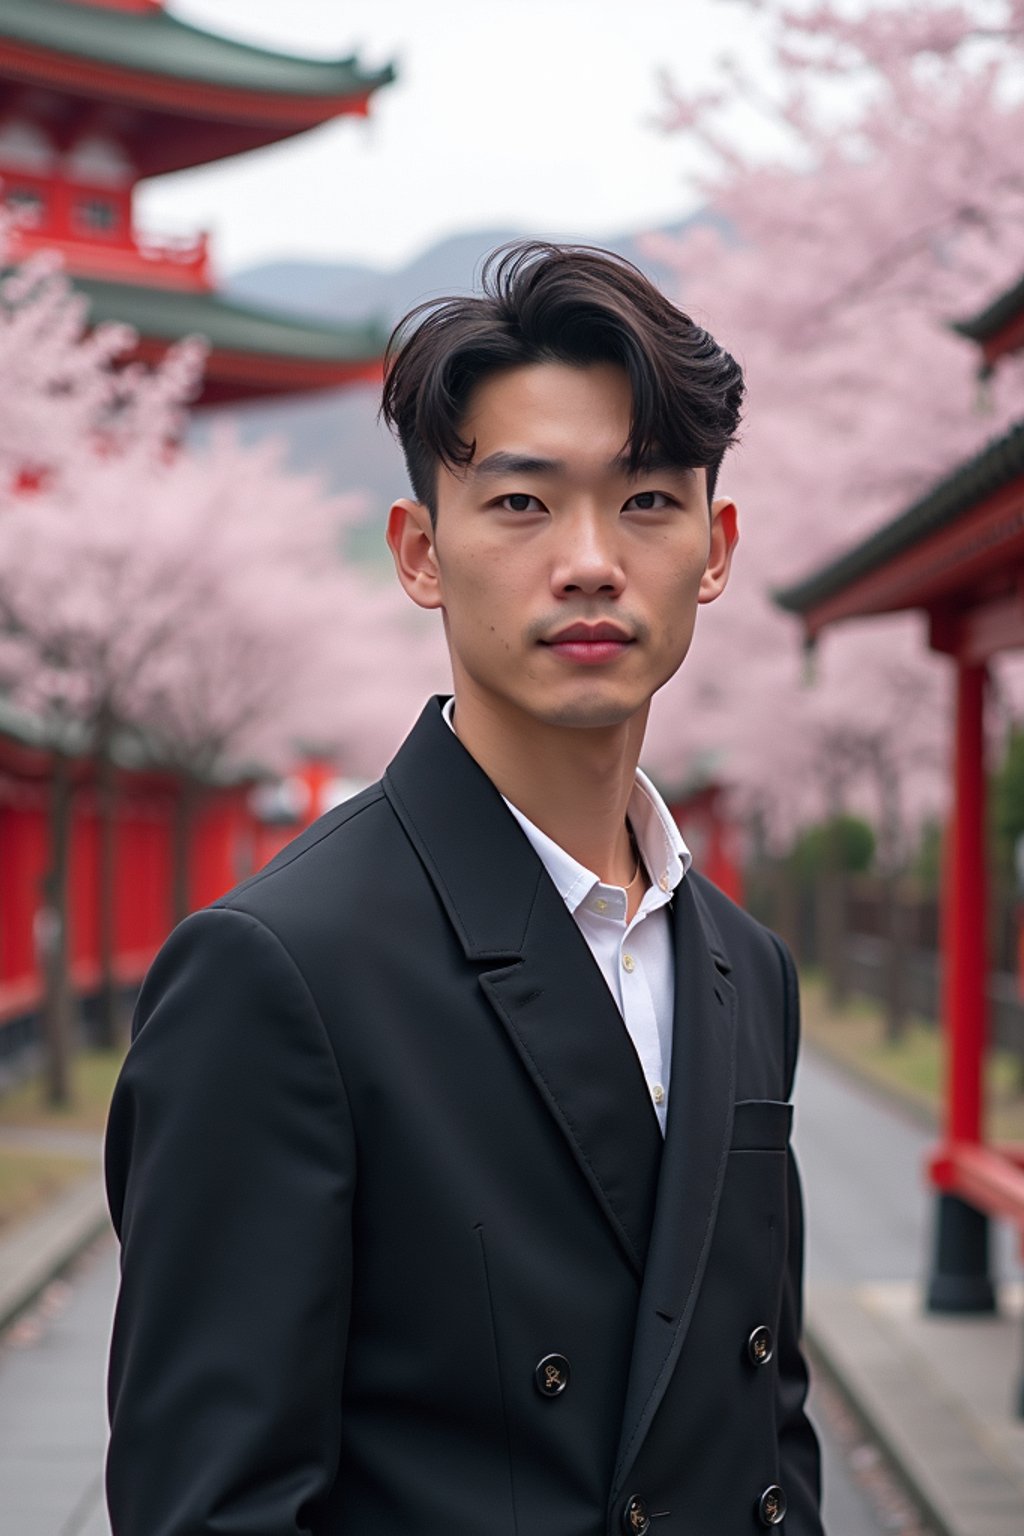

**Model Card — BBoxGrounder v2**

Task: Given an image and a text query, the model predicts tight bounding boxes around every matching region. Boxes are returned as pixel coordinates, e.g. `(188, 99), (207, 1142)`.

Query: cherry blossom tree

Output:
(124, 427), (449, 917)
(0, 220), (200, 493)
(642, 0), (1024, 856)
(0, 222), (449, 1100)
(0, 225), (211, 1092)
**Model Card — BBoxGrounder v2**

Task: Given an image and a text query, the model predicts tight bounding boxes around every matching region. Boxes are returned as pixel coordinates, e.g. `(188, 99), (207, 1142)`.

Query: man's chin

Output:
(536, 692), (645, 731)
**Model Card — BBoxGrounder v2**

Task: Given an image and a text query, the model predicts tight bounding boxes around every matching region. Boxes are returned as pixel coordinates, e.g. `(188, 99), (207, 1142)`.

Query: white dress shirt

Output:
(442, 699), (690, 1133)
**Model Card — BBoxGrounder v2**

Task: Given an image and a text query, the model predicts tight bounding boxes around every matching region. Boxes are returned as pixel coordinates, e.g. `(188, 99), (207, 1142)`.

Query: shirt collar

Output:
(440, 696), (690, 916)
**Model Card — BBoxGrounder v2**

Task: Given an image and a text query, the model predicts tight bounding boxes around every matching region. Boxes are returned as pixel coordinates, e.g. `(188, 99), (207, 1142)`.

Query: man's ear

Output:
(698, 496), (739, 605)
(386, 498), (444, 611)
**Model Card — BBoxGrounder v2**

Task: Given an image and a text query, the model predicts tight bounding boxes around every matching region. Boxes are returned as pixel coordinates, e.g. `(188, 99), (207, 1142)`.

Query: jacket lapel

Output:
(384, 698), (662, 1277)
(610, 874), (738, 1504)
(479, 881), (663, 1275)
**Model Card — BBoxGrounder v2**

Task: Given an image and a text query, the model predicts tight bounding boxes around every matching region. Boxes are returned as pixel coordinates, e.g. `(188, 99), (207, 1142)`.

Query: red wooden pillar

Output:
(298, 757), (334, 830)
(705, 792), (745, 907)
(945, 661), (987, 1145)
(927, 658), (995, 1313)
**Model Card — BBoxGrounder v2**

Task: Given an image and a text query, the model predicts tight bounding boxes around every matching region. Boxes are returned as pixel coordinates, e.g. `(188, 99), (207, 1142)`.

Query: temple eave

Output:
(11, 228), (214, 293)
(777, 471), (1024, 640)
(1, 37), (383, 138)
(124, 337), (382, 405)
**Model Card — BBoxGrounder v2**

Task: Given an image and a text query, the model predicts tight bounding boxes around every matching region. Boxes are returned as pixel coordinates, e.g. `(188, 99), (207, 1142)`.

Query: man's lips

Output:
(540, 622), (634, 664)
(544, 622), (633, 644)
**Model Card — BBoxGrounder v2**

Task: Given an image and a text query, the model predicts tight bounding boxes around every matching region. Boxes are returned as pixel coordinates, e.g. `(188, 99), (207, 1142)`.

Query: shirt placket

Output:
(619, 913), (667, 1124)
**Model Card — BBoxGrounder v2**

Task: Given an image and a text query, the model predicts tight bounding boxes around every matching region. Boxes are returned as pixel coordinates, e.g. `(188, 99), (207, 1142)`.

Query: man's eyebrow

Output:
(471, 451), (566, 478)
(614, 451), (698, 480)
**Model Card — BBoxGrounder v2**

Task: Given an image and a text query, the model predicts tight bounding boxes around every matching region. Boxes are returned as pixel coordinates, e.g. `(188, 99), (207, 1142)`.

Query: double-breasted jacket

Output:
(105, 698), (824, 1536)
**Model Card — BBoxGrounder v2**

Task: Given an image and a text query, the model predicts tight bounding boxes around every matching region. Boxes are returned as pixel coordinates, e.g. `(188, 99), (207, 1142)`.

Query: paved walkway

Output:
(0, 1139), (106, 1335)
(0, 1044), (1020, 1535)
(795, 1048), (1024, 1536)
(0, 1126), (105, 1160)
(0, 1232), (113, 1536)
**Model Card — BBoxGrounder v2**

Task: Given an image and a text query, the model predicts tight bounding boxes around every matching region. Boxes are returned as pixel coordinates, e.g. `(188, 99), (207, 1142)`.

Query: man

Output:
(106, 242), (824, 1535)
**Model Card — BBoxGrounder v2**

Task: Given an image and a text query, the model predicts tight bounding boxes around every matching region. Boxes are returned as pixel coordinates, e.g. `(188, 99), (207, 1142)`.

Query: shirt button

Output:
(594, 898), (609, 912)
(622, 954), (636, 973)
(652, 1083), (665, 1106)
(658, 873), (669, 892)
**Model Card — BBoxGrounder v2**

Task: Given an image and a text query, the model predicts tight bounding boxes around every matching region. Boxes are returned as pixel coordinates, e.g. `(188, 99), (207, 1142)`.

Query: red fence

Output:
(0, 730), (301, 1033)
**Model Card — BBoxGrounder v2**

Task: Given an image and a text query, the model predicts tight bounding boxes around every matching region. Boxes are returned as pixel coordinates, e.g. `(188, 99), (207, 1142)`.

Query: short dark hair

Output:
(380, 240), (744, 519)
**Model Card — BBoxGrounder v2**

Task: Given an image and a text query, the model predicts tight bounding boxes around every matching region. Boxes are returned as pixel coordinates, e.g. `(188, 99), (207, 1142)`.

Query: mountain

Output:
(225, 217), (715, 328)
(225, 227), (527, 328)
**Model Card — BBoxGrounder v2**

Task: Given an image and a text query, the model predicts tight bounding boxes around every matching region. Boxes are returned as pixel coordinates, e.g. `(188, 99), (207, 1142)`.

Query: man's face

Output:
(388, 360), (737, 733)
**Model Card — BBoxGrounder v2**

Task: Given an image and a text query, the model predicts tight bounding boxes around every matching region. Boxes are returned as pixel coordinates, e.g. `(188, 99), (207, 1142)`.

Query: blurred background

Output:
(1, 3), (1023, 1533)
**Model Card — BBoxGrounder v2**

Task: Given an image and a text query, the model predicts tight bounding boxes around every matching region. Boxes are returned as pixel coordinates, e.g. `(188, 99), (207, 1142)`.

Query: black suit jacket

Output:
(105, 697), (823, 1536)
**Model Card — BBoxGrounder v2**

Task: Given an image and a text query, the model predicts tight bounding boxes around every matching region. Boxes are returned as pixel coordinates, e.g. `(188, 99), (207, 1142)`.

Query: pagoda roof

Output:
(0, 0), (395, 176)
(74, 274), (387, 404)
(775, 418), (1024, 637)
(951, 271), (1024, 374)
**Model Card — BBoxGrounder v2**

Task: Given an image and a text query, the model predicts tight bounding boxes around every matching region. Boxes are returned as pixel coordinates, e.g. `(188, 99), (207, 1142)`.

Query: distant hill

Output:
(225, 217), (714, 328)
(198, 214), (721, 558)
(226, 227), (527, 328)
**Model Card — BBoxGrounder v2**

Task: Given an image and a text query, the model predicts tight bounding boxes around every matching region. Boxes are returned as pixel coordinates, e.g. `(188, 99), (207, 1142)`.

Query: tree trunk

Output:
(875, 754), (908, 1043)
(776, 865), (802, 962)
(39, 753), (75, 1108)
(883, 875), (910, 1043)
(819, 867), (848, 1011)
(172, 777), (200, 925)
(821, 813), (848, 1011)
(94, 732), (123, 1049)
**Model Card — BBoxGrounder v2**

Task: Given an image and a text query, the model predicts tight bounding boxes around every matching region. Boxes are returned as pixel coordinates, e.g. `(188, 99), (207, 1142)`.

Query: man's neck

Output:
(447, 688), (649, 890)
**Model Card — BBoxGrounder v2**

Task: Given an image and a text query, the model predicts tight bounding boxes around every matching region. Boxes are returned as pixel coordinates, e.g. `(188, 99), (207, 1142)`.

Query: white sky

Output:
(138, 0), (778, 276)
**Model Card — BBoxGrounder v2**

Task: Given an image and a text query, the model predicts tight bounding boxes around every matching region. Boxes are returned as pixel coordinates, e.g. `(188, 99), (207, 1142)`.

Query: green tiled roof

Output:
(74, 275), (386, 363)
(0, 695), (61, 753)
(775, 418), (1024, 616)
(0, 0), (394, 99)
(0, 692), (258, 781)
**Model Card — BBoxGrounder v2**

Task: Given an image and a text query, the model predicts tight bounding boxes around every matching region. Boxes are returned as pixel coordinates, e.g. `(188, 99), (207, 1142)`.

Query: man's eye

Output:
(499, 493), (543, 512)
(624, 490), (672, 511)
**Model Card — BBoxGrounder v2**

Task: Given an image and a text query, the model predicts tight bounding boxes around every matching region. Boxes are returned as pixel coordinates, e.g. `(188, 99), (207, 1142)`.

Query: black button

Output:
(758, 1484), (787, 1526)
(622, 1493), (651, 1535)
(747, 1324), (774, 1367)
(534, 1353), (570, 1397)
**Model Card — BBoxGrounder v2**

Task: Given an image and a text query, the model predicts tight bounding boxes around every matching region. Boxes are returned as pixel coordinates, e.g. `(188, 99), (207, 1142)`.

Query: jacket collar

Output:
(439, 695), (691, 918)
(384, 697), (728, 964)
(383, 696), (547, 962)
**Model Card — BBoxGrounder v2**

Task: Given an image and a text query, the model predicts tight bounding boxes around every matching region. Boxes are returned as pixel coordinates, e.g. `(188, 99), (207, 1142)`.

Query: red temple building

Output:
(776, 269), (1024, 1409)
(953, 272), (1024, 378)
(0, 0), (395, 402)
(665, 775), (744, 907)
(0, 0), (395, 1049)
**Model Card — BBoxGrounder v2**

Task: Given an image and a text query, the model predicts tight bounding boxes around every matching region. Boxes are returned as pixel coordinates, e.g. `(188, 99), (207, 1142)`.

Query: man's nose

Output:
(551, 512), (625, 597)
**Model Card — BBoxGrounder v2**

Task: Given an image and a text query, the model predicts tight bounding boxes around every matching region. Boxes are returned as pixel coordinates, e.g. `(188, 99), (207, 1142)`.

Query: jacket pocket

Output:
(730, 1098), (793, 1152)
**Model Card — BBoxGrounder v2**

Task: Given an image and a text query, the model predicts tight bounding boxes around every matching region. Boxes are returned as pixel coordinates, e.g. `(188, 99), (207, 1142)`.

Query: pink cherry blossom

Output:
(643, 0), (1024, 852)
